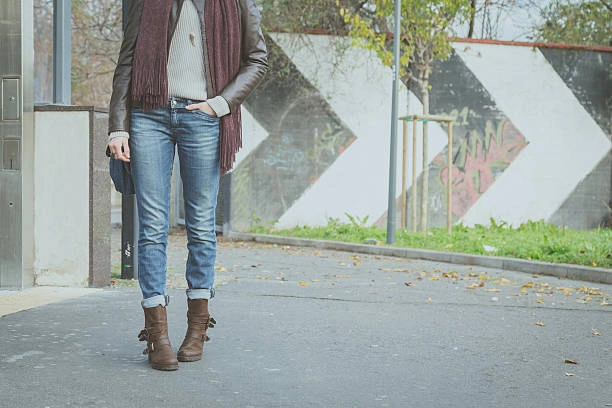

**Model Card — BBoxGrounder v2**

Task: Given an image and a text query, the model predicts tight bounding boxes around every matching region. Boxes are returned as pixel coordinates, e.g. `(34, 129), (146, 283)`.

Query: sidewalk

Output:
(1, 228), (611, 407)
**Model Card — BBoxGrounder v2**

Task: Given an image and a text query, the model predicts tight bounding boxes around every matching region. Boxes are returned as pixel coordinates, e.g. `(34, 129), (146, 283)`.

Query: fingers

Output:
(186, 102), (216, 116)
(108, 137), (131, 162)
(121, 138), (131, 160)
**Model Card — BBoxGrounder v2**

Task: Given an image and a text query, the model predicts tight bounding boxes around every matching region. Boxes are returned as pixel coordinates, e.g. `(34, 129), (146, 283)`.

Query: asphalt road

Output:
(1, 230), (611, 408)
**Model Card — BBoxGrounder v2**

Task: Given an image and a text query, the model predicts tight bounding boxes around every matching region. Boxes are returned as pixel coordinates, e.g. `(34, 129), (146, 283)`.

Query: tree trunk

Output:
(468, 0), (476, 38)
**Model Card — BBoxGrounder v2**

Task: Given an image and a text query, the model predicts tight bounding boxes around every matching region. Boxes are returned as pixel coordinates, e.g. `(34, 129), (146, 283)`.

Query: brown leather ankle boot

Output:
(177, 299), (216, 362)
(138, 305), (179, 371)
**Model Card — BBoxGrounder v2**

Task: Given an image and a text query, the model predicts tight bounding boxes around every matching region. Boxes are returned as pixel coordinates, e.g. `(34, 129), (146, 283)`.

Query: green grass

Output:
(250, 217), (612, 269)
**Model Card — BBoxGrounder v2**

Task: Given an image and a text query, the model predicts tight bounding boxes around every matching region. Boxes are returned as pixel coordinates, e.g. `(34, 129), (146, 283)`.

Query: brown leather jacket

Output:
(108, 0), (268, 134)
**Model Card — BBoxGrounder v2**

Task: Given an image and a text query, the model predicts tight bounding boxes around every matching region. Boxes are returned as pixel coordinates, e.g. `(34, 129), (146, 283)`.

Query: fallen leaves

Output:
(495, 278), (512, 285)
(535, 321), (546, 327)
(404, 282), (414, 287)
(564, 373), (575, 377)
(577, 286), (602, 296)
(298, 281), (308, 286)
(466, 282), (485, 289)
(592, 330), (602, 336)
(564, 358), (578, 365)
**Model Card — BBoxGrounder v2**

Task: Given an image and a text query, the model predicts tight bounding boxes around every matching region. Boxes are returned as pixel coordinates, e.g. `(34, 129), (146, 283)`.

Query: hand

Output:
(108, 136), (130, 162)
(185, 101), (217, 116)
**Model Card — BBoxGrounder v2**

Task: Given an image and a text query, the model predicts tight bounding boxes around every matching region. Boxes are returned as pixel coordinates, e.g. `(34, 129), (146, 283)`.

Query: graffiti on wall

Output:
(387, 51), (530, 226)
(231, 37), (357, 230)
(435, 115), (527, 217)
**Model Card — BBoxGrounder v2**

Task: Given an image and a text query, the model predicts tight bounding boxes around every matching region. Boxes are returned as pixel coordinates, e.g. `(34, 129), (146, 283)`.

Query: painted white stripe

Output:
(236, 108), (269, 167)
(271, 34), (448, 227)
(455, 43), (611, 226)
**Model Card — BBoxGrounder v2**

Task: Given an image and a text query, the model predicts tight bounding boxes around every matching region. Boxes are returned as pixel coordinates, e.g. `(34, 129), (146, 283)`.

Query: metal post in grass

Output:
(411, 116), (418, 232)
(446, 122), (453, 234)
(386, 0), (402, 245)
(401, 119), (408, 229)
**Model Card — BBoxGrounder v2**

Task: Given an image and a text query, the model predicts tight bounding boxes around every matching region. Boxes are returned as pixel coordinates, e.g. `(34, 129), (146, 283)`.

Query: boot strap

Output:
(138, 328), (171, 354)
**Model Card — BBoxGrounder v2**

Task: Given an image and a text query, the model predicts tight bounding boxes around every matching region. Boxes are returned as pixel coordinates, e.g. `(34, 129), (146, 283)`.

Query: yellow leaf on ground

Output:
(466, 282), (485, 289)
(592, 330), (602, 336)
(486, 289), (501, 292)
(536, 298), (545, 303)
(523, 282), (534, 288)
(565, 373), (575, 377)
(298, 281), (308, 286)
(535, 321), (546, 327)
(430, 276), (442, 281)
(427, 297), (433, 303)
(564, 358), (578, 365)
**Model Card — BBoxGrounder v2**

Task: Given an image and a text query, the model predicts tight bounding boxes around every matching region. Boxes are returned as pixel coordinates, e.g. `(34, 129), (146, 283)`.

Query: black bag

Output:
(106, 146), (135, 195)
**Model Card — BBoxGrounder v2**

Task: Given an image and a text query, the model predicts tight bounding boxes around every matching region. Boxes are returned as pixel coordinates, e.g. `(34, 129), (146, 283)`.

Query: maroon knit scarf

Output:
(131, 0), (242, 174)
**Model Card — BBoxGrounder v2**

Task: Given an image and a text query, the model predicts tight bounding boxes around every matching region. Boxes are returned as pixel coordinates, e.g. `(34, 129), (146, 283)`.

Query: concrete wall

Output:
(229, 34), (612, 231)
(33, 107), (110, 287)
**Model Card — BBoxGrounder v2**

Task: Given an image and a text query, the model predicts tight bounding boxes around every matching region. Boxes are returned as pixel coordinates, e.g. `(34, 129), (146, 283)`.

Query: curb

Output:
(228, 232), (612, 285)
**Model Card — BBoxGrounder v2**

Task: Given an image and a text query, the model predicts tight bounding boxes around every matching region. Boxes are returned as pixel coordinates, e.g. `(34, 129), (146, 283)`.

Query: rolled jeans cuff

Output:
(141, 294), (169, 308)
(186, 288), (214, 300)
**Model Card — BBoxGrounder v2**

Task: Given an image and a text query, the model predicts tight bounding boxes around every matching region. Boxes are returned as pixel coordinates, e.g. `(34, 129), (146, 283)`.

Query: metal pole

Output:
(420, 78), (429, 232)
(120, 0), (137, 280)
(411, 116), (418, 232)
(401, 119), (407, 229)
(447, 122), (453, 234)
(121, 194), (136, 279)
(52, 0), (71, 104)
(386, 0), (401, 244)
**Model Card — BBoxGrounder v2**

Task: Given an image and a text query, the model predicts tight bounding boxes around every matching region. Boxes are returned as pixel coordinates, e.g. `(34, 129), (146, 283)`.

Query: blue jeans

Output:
(130, 98), (220, 308)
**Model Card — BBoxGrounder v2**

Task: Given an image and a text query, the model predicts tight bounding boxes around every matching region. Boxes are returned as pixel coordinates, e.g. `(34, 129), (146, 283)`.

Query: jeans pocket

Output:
(192, 109), (220, 120)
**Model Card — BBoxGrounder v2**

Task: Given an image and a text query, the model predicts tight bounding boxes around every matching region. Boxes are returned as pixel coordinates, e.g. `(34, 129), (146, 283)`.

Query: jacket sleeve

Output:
(218, 0), (268, 112)
(108, 0), (144, 135)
